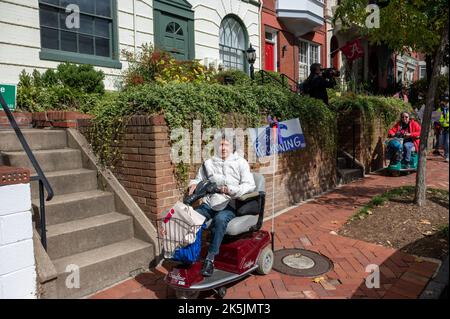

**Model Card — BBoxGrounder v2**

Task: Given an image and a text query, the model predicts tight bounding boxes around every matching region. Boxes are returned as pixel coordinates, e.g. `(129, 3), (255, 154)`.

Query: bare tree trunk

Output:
(414, 20), (449, 206)
(425, 54), (433, 85)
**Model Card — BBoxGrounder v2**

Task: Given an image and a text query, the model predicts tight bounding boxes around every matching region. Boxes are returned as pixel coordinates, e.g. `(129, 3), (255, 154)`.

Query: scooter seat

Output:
(204, 215), (259, 236)
(226, 215), (259, 236)
(204, 173), (265, 236)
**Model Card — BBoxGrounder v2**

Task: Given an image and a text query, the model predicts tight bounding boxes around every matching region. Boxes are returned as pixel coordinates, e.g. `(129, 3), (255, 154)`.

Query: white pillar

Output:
(0, 168), (36, 299)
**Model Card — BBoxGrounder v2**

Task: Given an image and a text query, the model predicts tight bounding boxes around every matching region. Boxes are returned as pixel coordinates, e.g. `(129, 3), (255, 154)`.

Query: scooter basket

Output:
(156, 217), (205, 264)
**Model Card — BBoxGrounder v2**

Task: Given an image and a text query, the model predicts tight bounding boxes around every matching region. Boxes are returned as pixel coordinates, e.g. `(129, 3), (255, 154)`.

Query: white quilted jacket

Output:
(189, 152), (256, 211)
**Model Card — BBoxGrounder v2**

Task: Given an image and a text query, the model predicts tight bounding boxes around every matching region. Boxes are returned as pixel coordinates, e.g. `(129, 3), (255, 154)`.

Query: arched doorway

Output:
(330, 36), (340, 70)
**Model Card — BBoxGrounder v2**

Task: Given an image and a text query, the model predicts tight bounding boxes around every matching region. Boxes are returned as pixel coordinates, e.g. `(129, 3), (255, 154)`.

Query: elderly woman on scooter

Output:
(387, 111), (422, 169)
(188, 132), (256, 277)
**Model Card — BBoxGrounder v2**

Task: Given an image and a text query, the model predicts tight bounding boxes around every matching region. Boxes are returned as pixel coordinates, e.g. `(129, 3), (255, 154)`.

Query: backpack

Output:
(301, 79), (311, 95)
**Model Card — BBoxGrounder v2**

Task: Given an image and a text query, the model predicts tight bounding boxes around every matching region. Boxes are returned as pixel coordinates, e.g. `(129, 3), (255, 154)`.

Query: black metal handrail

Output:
(257, 70), (300, 94)
(281, 73), (300, 93)
(0, 92), (53, 250)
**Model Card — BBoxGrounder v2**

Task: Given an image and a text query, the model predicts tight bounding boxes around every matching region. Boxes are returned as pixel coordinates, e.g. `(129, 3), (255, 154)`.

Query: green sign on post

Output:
(0, 84), (17, 111)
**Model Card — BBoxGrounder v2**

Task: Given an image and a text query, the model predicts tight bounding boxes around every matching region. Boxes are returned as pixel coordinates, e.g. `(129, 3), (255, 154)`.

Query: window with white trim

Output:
(219, 16), (247, 71)
(419, 65), (427, 79)
(299, 41), (321, 81)
(39, 0), (117, 61)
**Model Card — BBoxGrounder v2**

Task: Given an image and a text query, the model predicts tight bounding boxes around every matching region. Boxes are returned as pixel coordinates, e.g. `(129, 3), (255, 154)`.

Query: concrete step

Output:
(53, 238), (154, 299)
(337, 157), (347, 170)
(0, 129), (67, 151)
(31, 169), (98, 199)
(46, 212), (134, 260)
(1, 148), (83, 173)
(33, 190), (115, 226)
(338, 168), (364, 185)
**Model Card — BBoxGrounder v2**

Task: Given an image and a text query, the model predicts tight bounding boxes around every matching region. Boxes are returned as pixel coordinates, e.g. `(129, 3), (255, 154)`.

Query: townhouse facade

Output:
(0, 0), (430, 94)
(0, 0), (262, 90)
(260, 0), (328, 84)
(329, 0), (427, 94)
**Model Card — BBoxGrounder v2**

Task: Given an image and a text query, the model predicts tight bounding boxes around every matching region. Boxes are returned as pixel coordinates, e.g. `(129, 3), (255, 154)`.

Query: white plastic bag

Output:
(160, 202), (206, 258)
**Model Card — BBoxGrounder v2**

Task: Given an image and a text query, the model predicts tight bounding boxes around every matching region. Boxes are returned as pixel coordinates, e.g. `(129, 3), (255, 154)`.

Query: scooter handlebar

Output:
(183, 181), (219, 206)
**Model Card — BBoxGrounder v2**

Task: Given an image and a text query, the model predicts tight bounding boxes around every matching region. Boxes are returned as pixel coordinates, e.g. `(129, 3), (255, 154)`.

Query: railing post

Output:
(39, 180), (47, 250)
(352, 117), (356, 169)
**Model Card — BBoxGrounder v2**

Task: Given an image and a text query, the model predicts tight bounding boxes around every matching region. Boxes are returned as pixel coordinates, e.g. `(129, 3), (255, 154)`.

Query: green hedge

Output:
(330, 92), (413, 128)
(87, 82), (337, 168)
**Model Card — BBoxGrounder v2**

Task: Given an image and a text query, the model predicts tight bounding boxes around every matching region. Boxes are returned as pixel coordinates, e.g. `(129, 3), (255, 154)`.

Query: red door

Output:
(265, 42), (275, 71)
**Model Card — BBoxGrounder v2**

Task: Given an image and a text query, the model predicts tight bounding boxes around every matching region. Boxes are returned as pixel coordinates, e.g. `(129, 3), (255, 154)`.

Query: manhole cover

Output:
(273, 249), (333, 277)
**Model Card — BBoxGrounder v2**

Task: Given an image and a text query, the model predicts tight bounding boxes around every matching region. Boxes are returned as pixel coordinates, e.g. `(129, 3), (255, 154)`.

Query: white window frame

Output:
(419, 63), (427, 79)
(264, 27), (278, 72)
(299, 40), (321, 82)
(219, 16), (247, 71)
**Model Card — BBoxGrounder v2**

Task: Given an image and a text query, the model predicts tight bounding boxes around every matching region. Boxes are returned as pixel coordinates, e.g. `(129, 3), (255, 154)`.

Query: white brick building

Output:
(0, 0), (261, 90)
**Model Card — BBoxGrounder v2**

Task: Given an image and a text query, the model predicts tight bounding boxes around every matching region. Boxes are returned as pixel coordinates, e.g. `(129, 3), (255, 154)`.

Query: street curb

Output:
(420, 255), (449, 299)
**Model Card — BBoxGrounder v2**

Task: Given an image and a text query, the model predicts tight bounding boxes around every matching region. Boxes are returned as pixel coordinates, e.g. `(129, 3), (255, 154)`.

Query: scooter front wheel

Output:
(256, 246), (274, 275)
(175, 290), (200, 299)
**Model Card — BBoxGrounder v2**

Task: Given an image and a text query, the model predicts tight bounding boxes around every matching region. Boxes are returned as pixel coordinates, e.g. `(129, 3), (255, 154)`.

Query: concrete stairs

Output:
(337, 154), (364, 185)
(0, 129), (154, 298)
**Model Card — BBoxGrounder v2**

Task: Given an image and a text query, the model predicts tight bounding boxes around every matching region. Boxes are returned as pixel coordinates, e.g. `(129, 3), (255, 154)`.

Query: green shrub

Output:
(88, 82), (336, 169)
(122, 44), (213, 87)
(16, 63), (105, 112)
(54, 63), (105, 94)
(214, 70), (252, 86)
(330, 92), (412, 128)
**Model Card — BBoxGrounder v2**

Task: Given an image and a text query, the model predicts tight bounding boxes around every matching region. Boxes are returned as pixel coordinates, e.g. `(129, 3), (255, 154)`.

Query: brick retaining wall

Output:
(338, 109), (388, 173)
(0, 111), (32, 129)
(80, 115), (337, 221)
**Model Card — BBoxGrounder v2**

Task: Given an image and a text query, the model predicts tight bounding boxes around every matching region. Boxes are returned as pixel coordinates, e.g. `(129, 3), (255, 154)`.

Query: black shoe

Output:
(201, 259), (214, 277)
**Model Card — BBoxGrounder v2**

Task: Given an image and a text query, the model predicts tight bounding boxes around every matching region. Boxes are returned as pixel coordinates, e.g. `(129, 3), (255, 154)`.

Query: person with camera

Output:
(303, 63), (338, 106)
(188, 132), (256, 277)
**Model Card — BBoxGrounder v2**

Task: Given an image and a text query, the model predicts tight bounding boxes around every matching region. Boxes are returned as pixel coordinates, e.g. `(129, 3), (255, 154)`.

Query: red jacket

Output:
(388, 119), (421, 151)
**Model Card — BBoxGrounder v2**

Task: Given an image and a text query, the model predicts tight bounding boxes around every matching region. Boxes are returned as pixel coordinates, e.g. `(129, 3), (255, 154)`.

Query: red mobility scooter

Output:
(157, 173), (273, 299)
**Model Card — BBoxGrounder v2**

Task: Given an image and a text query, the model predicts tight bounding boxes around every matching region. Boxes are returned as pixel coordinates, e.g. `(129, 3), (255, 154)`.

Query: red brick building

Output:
(261, 0), (328, 86)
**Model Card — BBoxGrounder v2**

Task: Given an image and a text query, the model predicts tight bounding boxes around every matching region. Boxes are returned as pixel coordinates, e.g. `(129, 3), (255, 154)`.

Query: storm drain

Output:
(273, 249), (333, 277)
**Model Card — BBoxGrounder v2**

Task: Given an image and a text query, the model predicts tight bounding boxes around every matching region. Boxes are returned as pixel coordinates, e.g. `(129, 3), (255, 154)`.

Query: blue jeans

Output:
(403, 142), (415, 162)
(195, 204), (236, 260)
(388, 141), (415, 163)
(443, 129), (449, 159)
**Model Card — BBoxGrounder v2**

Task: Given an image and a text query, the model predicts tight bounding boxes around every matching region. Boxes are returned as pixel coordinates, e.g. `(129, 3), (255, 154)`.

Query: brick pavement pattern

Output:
(91, 155), (449, 299)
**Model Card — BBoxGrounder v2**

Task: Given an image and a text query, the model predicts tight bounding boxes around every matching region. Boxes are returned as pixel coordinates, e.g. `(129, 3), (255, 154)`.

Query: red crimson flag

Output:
(341, 39), (365, 62)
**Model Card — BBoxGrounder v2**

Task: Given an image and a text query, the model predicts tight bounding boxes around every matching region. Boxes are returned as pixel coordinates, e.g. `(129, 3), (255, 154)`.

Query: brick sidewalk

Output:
(91, 155), (449, 299)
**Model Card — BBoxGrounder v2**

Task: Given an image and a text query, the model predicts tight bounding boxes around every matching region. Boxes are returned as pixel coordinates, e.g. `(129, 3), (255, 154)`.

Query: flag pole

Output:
(270, 118), (278, 252)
